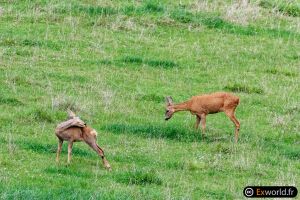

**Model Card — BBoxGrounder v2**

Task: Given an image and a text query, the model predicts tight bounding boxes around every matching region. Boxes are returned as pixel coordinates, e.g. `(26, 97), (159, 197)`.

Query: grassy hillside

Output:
(0, 0), (299, 199)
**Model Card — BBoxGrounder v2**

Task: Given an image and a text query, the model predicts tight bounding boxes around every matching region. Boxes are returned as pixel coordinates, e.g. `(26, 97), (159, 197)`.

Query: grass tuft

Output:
(31, 109), (54, 123)
(165, 161), (185, 170)
(259, 0), (300, 17)
(200, 15), (229, 29)
(224, 83), (264, 94)
(259, 0), (273, 9)
(138, 94), (164, 103)
(1, 40), (39, 55)
(21, 39), (61, 50)
(170, 9), (194, 23)
(10, 76), (33, 86)
(51, 96), (82, 112)
(274, 142), (300, 160)
(16, 49), (32, 57)
(282, 147), (300, 160)
(213, 143), (233, 154)
(171, 9), (256, 34)
(116, 170), (162, 185)
(0, 38), (17, 46)
(56, 4), (117, 16)
(22, 39), (41, 47)
(75, 5), (116, 16)
(146, 59), (177, 68)
(122, 56), (143, 64)
(0, 96), (23, 106)
(285, 104), (300, 114)
(285, 54), (300, 60)
(265, 68), (297, 77)
(142, 1), (164, 13)
(186, 161), (206, 171)
(170, 8), (299, 38)
(121, 56), (177, 68)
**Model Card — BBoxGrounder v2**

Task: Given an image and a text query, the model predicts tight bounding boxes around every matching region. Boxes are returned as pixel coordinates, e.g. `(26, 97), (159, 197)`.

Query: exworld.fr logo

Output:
(243, 186), (297, 198)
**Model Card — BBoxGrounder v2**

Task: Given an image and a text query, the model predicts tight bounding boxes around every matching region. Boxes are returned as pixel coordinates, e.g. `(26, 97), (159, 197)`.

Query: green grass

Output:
(260, 0), (300, 17)
(0, 0), (299, 199)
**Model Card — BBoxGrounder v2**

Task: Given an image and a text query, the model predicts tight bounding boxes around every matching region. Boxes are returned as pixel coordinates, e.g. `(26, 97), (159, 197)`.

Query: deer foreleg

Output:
(86, 141), (111, 170)
(225, 110), (240, 143)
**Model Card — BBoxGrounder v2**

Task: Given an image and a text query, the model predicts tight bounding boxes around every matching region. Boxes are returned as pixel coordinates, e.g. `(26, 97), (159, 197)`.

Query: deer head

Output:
(165, 96), (175, 120)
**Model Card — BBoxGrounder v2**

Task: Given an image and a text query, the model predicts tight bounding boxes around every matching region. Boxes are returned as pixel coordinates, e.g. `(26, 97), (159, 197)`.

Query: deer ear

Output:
(165, 96), (173, 106)
(67, 109), (76, 119)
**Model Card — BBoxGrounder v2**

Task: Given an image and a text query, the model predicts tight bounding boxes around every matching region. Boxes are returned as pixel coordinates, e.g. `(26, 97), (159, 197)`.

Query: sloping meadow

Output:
(0, 0), (299, 199)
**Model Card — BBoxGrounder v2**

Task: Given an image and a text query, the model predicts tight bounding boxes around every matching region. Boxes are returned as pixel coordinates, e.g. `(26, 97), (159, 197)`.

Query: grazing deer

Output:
(165, 92), (240, 142)
(55, 110), (111, 170)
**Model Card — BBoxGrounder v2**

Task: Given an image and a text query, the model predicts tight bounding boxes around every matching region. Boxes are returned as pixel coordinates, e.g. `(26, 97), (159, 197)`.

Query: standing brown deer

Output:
(165, 92), (240, 142)
(55, 110), (111, 170)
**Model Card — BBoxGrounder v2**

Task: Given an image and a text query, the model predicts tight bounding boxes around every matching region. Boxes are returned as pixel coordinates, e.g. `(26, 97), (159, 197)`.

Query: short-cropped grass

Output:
(103, 123), (203, 142)
(0, 0), (299, 199)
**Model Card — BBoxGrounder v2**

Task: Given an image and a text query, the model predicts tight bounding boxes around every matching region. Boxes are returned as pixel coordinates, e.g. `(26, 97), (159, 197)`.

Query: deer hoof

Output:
(104, 163), (112, 171)
(105, 165), (112, 171)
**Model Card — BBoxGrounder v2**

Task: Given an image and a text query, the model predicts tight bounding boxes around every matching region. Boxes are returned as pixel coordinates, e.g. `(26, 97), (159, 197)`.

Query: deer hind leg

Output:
(195, 115), (201, 129)
(225, 109), (240, 143)
(67, 141), (73, 164)
(85, 140), (111, 170)
(56, 139), (63, 163)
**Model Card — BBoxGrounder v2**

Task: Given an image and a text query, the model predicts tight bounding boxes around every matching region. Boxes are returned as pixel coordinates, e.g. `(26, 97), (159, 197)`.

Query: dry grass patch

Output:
(224, 2), (261, 25)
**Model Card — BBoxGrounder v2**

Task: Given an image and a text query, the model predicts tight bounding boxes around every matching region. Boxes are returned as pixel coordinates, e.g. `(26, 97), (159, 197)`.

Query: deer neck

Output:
(172, 101), (191, 112)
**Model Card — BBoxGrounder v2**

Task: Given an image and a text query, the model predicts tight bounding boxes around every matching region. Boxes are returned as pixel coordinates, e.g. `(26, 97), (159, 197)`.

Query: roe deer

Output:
(55, 110), (111, 170)
(165, 92), (240, 142)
